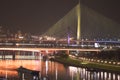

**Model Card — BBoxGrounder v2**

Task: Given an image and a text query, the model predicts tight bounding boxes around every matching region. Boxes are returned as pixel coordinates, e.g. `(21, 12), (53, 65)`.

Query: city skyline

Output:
(0, 0), (120, 35)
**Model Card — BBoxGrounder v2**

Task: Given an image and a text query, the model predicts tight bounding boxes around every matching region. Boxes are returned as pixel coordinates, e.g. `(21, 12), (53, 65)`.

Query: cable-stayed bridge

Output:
(43, 3), (120, 40)
(0, 2), (120, 60)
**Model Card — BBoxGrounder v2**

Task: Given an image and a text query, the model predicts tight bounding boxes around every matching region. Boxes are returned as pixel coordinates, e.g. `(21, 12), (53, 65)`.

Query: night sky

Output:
(0, 0), (120, 35)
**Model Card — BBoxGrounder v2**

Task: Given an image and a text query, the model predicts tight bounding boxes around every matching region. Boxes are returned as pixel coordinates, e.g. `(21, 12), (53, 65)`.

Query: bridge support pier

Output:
(1, 51), (5, 60)
(12, 53), (15, 60)
(39, 51), (43, 60)
(2, 55), (5, 60)
(32, 51), (35, 60)
(66, 50), (69, 55)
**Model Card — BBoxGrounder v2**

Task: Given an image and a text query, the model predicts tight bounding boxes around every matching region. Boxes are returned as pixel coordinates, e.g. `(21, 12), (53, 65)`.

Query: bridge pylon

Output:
(76, 0), (81, 44)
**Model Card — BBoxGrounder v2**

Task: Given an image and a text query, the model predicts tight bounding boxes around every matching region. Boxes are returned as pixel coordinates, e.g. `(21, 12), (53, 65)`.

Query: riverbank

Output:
(50, 57), (120, 74)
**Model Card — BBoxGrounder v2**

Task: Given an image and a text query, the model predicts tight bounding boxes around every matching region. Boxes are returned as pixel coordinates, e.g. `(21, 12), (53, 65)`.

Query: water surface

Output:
(0, 60), (119, 80)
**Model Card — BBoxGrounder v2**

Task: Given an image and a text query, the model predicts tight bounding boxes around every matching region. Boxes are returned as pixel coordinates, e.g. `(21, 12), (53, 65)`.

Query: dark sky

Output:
(0, 0), (120, 35)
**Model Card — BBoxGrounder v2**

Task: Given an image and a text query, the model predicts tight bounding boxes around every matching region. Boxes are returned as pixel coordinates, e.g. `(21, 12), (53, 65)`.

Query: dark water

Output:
(0, 60), (119, 80)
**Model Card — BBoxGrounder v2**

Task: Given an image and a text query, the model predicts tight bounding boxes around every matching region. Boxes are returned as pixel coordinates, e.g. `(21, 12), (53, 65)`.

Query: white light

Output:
(19, 36), (24, 39)
(94, 43), (100, 48)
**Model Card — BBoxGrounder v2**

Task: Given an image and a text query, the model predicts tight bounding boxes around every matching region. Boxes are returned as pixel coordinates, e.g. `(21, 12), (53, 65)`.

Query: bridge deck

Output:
(0, 47), (101, 52)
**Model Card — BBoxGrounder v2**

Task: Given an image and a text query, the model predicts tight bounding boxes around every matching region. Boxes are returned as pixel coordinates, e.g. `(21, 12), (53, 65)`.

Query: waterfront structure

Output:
(17, 66), (40, 80)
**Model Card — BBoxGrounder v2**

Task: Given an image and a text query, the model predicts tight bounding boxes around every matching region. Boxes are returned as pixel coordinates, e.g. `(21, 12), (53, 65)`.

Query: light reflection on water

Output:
(69, 66), (120, 80)
(0, 60), (119, 80)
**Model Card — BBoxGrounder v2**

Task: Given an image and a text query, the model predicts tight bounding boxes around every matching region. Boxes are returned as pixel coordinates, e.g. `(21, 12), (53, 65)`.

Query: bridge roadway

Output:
(0, 47), (101, 53)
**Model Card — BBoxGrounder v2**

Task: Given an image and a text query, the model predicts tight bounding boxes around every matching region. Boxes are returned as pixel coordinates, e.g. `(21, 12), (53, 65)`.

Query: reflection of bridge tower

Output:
(77, 0), (81, 44)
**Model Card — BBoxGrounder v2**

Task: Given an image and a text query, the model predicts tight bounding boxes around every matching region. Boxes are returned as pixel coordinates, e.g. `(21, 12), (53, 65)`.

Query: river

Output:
(0, 60), (119, 80)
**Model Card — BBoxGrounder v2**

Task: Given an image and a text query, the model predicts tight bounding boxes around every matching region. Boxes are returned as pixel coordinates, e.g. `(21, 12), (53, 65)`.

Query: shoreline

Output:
(50, 57), (120, 74)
